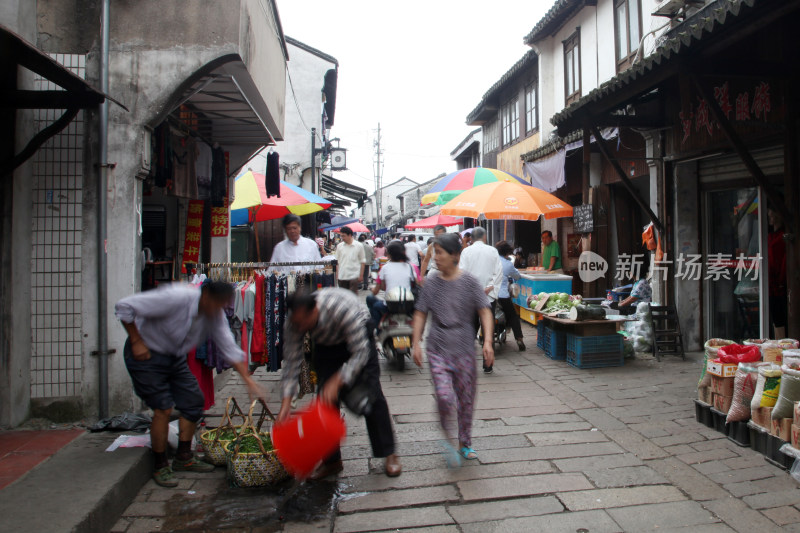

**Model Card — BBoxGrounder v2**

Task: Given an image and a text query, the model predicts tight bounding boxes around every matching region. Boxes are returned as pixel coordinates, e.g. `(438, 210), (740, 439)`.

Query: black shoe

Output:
(483, 364), (493, 374)
(517, 339), (526, 351)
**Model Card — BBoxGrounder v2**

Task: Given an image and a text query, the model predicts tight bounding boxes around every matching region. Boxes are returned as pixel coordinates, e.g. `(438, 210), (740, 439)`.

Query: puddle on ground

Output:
(162, 479), (341, 531)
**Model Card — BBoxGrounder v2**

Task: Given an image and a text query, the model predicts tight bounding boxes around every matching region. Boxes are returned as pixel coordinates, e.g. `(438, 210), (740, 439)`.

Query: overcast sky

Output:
(275, 0), (549, 194)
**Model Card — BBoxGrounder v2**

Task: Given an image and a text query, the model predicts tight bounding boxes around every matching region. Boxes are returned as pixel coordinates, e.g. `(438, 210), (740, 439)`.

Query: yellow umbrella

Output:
(440, 179), (573, 221)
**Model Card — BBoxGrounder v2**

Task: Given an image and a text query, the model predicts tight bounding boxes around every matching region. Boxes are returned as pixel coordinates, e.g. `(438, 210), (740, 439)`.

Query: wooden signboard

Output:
(573, 204), (594, 233)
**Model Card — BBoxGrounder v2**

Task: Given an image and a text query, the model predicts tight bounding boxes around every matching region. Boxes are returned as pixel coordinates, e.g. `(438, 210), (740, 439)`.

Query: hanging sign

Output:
(211, 199), (229, 238)
(183, 200), (203, 264)
(573, 204), (594, 233)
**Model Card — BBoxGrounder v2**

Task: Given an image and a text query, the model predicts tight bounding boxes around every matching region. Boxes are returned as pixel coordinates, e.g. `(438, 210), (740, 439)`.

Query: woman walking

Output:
(495, 240), (526, 351)
(411, 233), (494, 465)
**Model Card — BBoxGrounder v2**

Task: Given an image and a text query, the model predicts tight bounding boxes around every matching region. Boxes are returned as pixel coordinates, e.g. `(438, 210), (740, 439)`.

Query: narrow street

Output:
(117, 327), (800, 533)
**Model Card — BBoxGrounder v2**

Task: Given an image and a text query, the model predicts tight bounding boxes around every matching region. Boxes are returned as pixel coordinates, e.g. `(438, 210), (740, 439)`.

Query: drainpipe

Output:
(98, 0), (111, 419)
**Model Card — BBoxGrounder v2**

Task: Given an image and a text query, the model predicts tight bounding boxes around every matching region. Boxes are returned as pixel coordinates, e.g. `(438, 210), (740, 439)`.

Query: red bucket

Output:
(272, 400), (347, 479)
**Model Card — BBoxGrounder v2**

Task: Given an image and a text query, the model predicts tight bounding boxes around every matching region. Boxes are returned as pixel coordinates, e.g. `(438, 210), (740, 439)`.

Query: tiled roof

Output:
(524, 0), (587, 45)
(466, 50), (538, 124)
(550, 0), (762, 133)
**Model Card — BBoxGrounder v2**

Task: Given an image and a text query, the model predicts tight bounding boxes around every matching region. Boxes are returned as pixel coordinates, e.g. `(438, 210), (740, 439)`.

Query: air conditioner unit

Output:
(418, 209), (428, 217)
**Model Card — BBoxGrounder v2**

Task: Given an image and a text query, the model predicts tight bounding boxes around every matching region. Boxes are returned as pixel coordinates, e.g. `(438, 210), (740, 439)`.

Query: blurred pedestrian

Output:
(279, 289), (401, 478)
(421, 224), (447, 276)
(412, 233), (494, 465)
(115, 282), (265, 487)
(495, 241), (525, 351)
(367, 241), (420, 329)
(358, 234), (375, 290)
(335, 226), (365, 294)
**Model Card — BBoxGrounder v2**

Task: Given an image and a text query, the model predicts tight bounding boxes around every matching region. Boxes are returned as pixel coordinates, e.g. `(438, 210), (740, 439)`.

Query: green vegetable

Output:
(237, 433), (274, 454)
(212, 428), (237, 441)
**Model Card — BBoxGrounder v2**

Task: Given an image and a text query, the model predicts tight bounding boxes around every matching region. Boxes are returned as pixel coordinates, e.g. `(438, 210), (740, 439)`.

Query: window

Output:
(615, 0), (642, 71)
(501, 98), (519, 146)
(564, 30), (581, 105)
(525, 83), (538, 133)
(483, 120), (499, 154)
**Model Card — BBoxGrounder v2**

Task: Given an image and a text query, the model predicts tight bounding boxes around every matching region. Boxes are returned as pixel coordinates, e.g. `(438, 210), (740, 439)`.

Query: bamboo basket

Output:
(225, 399), (289, 487)
(200, 397), (246, 466)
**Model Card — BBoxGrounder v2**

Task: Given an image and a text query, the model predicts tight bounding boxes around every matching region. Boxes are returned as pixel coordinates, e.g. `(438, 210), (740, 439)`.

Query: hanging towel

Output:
(266, 151), (281, 198)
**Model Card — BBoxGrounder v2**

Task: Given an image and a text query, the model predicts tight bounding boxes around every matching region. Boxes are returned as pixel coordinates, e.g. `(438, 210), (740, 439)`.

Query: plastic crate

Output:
(710, 407), (728, 435)
(694, 399), (714, 428)
(536, 321), (545, 350)
(543, 327), (566, 360)
(748, 421), (770, 455)
(566, 350), (624, 369)
(727, 420), (751, 447)
(566, 333), (623, 355)
(765, 436), (793, 470)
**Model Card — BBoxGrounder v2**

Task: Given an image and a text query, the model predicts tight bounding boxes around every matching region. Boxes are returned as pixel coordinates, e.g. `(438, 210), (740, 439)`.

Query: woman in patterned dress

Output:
(411, 233), (494, 464)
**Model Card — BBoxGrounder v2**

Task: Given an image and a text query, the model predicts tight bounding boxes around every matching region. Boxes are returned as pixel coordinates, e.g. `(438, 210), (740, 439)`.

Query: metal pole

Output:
(310, 128), (316, 195)
(98, 0), (110, 419)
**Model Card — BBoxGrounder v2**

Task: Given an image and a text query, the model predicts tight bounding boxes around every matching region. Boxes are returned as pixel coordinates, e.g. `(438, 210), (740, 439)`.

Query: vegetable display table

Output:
(540, 315), (624, 337)
(539, 315), (628, 369)
(513, 272), (572, 325)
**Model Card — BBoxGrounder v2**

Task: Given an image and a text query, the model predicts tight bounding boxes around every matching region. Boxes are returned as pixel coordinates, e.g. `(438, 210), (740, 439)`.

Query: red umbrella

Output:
(333, 222), (370, 233)
(405, 213), (463, 229)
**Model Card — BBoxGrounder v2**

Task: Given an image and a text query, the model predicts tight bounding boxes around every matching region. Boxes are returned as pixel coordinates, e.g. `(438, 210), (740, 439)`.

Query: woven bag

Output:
(200, 397), (246, 466)
(225, 399), (289, 487)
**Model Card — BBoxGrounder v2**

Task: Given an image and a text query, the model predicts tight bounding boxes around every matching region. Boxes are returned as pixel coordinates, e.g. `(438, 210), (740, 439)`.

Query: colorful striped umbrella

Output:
(404, 214), (463, 229)
(333, 222), (370, 233)
(230, 170), (332, 225)
(440, 179), (573, 221)
(420, 167), (530, 206)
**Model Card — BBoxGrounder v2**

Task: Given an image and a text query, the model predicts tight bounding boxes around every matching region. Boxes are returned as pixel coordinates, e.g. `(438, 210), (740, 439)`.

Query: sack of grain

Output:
(701, 339), (735, 388)
(759, 364), (783, 408)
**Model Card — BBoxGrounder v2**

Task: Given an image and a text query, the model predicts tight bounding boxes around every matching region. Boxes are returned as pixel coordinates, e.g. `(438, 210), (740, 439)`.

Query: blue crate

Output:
(566, 350), (625, 369)
(544, 327), (566, 360)
(536, 321), (546, 350)
(566, 333), (623, 355)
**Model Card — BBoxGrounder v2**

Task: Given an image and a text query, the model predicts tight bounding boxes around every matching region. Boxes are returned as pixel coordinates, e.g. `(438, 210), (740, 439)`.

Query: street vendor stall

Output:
(537, 312), (627, 369)
(512, 270), (573, 325)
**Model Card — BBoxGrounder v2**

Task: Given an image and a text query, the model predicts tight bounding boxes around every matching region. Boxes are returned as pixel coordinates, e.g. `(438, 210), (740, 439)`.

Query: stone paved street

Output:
(117, 324), (800, 532)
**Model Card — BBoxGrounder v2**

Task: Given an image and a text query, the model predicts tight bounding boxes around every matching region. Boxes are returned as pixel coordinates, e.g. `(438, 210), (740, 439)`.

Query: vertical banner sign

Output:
(183, 200), (204, 264)
(210, 199), (229, 238)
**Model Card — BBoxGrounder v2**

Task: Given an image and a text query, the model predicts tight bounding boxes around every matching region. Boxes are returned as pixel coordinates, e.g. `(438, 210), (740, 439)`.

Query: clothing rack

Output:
(202, 260), (337, 268)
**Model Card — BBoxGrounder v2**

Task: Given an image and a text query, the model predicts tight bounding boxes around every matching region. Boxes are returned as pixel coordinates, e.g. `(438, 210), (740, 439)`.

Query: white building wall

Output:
(252, 40), (336, 190)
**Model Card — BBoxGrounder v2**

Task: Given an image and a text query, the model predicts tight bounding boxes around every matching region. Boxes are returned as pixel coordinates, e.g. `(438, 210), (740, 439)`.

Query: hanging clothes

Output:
(266, 151), (280, 198)
(172, 136), (199, 199)
(187, 348), (215, 410)
(211, 146), (227, 207)
(196, 141), (213, 200)
(250, 274), (267, 364)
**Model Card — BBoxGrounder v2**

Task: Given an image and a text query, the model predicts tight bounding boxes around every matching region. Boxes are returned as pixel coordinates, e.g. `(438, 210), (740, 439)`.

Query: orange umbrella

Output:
(440, 179), (573, 221)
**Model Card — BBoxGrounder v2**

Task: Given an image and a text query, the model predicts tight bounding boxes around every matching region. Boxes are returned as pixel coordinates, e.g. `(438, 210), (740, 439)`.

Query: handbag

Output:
(408, 263), (421, 299)
(509, 277), (520, 298)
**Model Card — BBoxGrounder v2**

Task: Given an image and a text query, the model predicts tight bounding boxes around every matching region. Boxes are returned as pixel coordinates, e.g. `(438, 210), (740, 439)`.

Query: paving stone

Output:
(693, 461), (733, 476)
(557, 485), (685, 511)
(457, 472), (592, 501)
(554, 452), (644, 472)
(608, 501), (719, 530)
(122, 501), (168, 517)
(663, 444), (698, 455)
(752, 473), (800, 492)
(702, 497), (780, 532)
(525, 430), (609, 447)
(460, 509), (623, 533)
(647, 457), (729, 501)
(126, 518), (164, 532)
(576, 408), (627, 430)
(479, 441), (624, 464)
(446, 495), (563, 524)
(341, 460), (553, 493)
(388, 527), (459, 533)
(340, 459), (370, 478)
(333, 505), (453, 532)
(502, 413), (584, 425)
(281, 520), (330, 532)
(369, 453), (443, 473)
(743, 489), (800, 509)
(655, 525), (735, 532)
(110, 517), (130, 532)
(677, 448), (740, 465)
(338, 485), (459, 513)
(583, 465), (669, 488)
(762, 505), (800, 526)
(722, 455), (770, 470)
(605, 428), (669, 459)
(708, 466), (777, 485)
(722, 481), (767, 498)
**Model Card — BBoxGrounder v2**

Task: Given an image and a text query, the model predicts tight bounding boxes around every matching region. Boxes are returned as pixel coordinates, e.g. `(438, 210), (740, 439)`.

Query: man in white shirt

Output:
(458, 226), (503, 374)
(270, 214), (321, 270)
(335, 226), (366, 294)
(404, 236), (422, 268)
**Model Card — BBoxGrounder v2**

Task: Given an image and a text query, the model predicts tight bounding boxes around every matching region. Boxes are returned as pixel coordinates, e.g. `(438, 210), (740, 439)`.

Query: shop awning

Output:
(318, 216), (359, 231)
(1, 24), (125, 175)
(319, 174), (367, 205)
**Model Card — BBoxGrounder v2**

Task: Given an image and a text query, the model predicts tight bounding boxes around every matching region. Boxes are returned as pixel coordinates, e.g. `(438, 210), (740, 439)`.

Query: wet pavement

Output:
(117, 322), (800, 532)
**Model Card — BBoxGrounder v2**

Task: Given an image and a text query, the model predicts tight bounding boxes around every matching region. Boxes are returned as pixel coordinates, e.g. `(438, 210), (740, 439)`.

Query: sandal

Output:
(459, 446), (478, 460)
(440, 440), (462, 469)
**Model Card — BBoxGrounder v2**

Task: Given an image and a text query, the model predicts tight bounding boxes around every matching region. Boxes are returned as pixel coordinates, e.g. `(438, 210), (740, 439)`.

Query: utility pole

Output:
(374, 123), (383, 228)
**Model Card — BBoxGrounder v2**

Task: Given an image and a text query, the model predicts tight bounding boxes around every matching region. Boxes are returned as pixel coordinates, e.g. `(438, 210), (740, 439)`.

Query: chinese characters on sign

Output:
(680, 80), (773, 145)
(615, 253), (762, 282)
(183, 200), (204, 264)
(210, 199), (229, 238)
